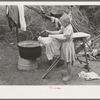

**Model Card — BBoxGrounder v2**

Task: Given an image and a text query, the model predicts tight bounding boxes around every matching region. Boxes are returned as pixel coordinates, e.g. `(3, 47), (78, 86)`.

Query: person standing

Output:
(45, 12), (75, 82)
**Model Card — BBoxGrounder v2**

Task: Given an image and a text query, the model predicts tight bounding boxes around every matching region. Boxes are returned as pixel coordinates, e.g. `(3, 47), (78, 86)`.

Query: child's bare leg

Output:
(62, 62), (72, 82)
(67, 62), (71, 77)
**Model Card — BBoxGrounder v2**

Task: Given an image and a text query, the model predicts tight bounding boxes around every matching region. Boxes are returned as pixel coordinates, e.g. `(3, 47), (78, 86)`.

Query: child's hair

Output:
(59, 11), (72, 27)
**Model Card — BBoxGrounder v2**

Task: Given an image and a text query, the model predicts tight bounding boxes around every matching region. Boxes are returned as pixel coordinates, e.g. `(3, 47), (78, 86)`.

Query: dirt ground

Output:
(0, 41), (100, 85)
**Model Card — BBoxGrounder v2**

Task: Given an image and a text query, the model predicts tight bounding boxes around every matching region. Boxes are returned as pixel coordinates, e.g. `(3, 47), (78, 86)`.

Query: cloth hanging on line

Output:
(6, 5), (26, 31)
(51, 17), (61, 28)
(6, 5), (20, 31)
(18, 5), (26, 31)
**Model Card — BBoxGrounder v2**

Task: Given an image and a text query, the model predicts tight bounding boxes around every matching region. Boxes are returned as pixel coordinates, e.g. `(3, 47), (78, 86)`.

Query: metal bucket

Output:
(18, 56), (37, 71)
(18, 41), (41, 60)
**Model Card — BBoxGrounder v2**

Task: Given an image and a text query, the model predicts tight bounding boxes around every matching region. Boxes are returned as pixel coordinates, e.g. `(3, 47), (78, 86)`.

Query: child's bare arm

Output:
(46, 26), (64, 35)
(49, 34), (66, 40)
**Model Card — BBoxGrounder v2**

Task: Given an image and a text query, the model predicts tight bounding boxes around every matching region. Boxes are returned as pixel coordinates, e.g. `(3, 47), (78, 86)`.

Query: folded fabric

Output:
(78, 71), (100, 81)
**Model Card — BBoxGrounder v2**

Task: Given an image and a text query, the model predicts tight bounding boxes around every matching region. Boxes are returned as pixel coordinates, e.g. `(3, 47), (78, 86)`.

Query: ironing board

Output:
(42, 32), (91, 79)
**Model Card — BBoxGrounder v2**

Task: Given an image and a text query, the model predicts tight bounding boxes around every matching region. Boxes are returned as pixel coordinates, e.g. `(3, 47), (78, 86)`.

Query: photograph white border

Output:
(0, 1), (100, 99)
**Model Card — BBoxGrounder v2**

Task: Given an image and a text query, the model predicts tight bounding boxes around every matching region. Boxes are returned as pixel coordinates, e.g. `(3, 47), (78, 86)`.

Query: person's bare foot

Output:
(62, 76), (71, 82)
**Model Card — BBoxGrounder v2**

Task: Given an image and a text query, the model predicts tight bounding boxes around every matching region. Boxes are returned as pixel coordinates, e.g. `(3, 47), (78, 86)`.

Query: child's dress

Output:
(61, 24), (75, 63)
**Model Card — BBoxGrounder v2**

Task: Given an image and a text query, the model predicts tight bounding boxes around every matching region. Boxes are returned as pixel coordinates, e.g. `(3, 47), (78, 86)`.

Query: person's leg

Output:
(62, 62), (72, 82)
(66, 62), (71, 77)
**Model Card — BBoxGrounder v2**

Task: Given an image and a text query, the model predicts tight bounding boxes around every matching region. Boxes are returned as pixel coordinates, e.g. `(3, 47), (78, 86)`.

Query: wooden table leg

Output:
(83, 38), (90, 72)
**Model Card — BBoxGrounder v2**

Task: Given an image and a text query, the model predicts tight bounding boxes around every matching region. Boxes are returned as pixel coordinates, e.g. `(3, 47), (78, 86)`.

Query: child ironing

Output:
(46, 12), (76, 82)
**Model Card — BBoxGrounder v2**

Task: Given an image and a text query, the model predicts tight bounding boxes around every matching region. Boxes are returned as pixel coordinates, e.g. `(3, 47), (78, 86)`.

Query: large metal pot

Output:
(18, 41), (41, 60)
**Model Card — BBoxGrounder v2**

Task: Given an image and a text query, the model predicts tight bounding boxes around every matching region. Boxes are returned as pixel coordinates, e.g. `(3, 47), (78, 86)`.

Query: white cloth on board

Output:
(38, 36), (61, 60)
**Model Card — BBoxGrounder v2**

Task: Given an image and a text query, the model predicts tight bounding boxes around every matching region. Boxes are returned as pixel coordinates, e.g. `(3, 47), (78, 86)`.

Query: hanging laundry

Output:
(6, 5), (26, 31)
(6, 5), (20, 31)
(51, 17), (61, 28)
(18, 5), (26, 31)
